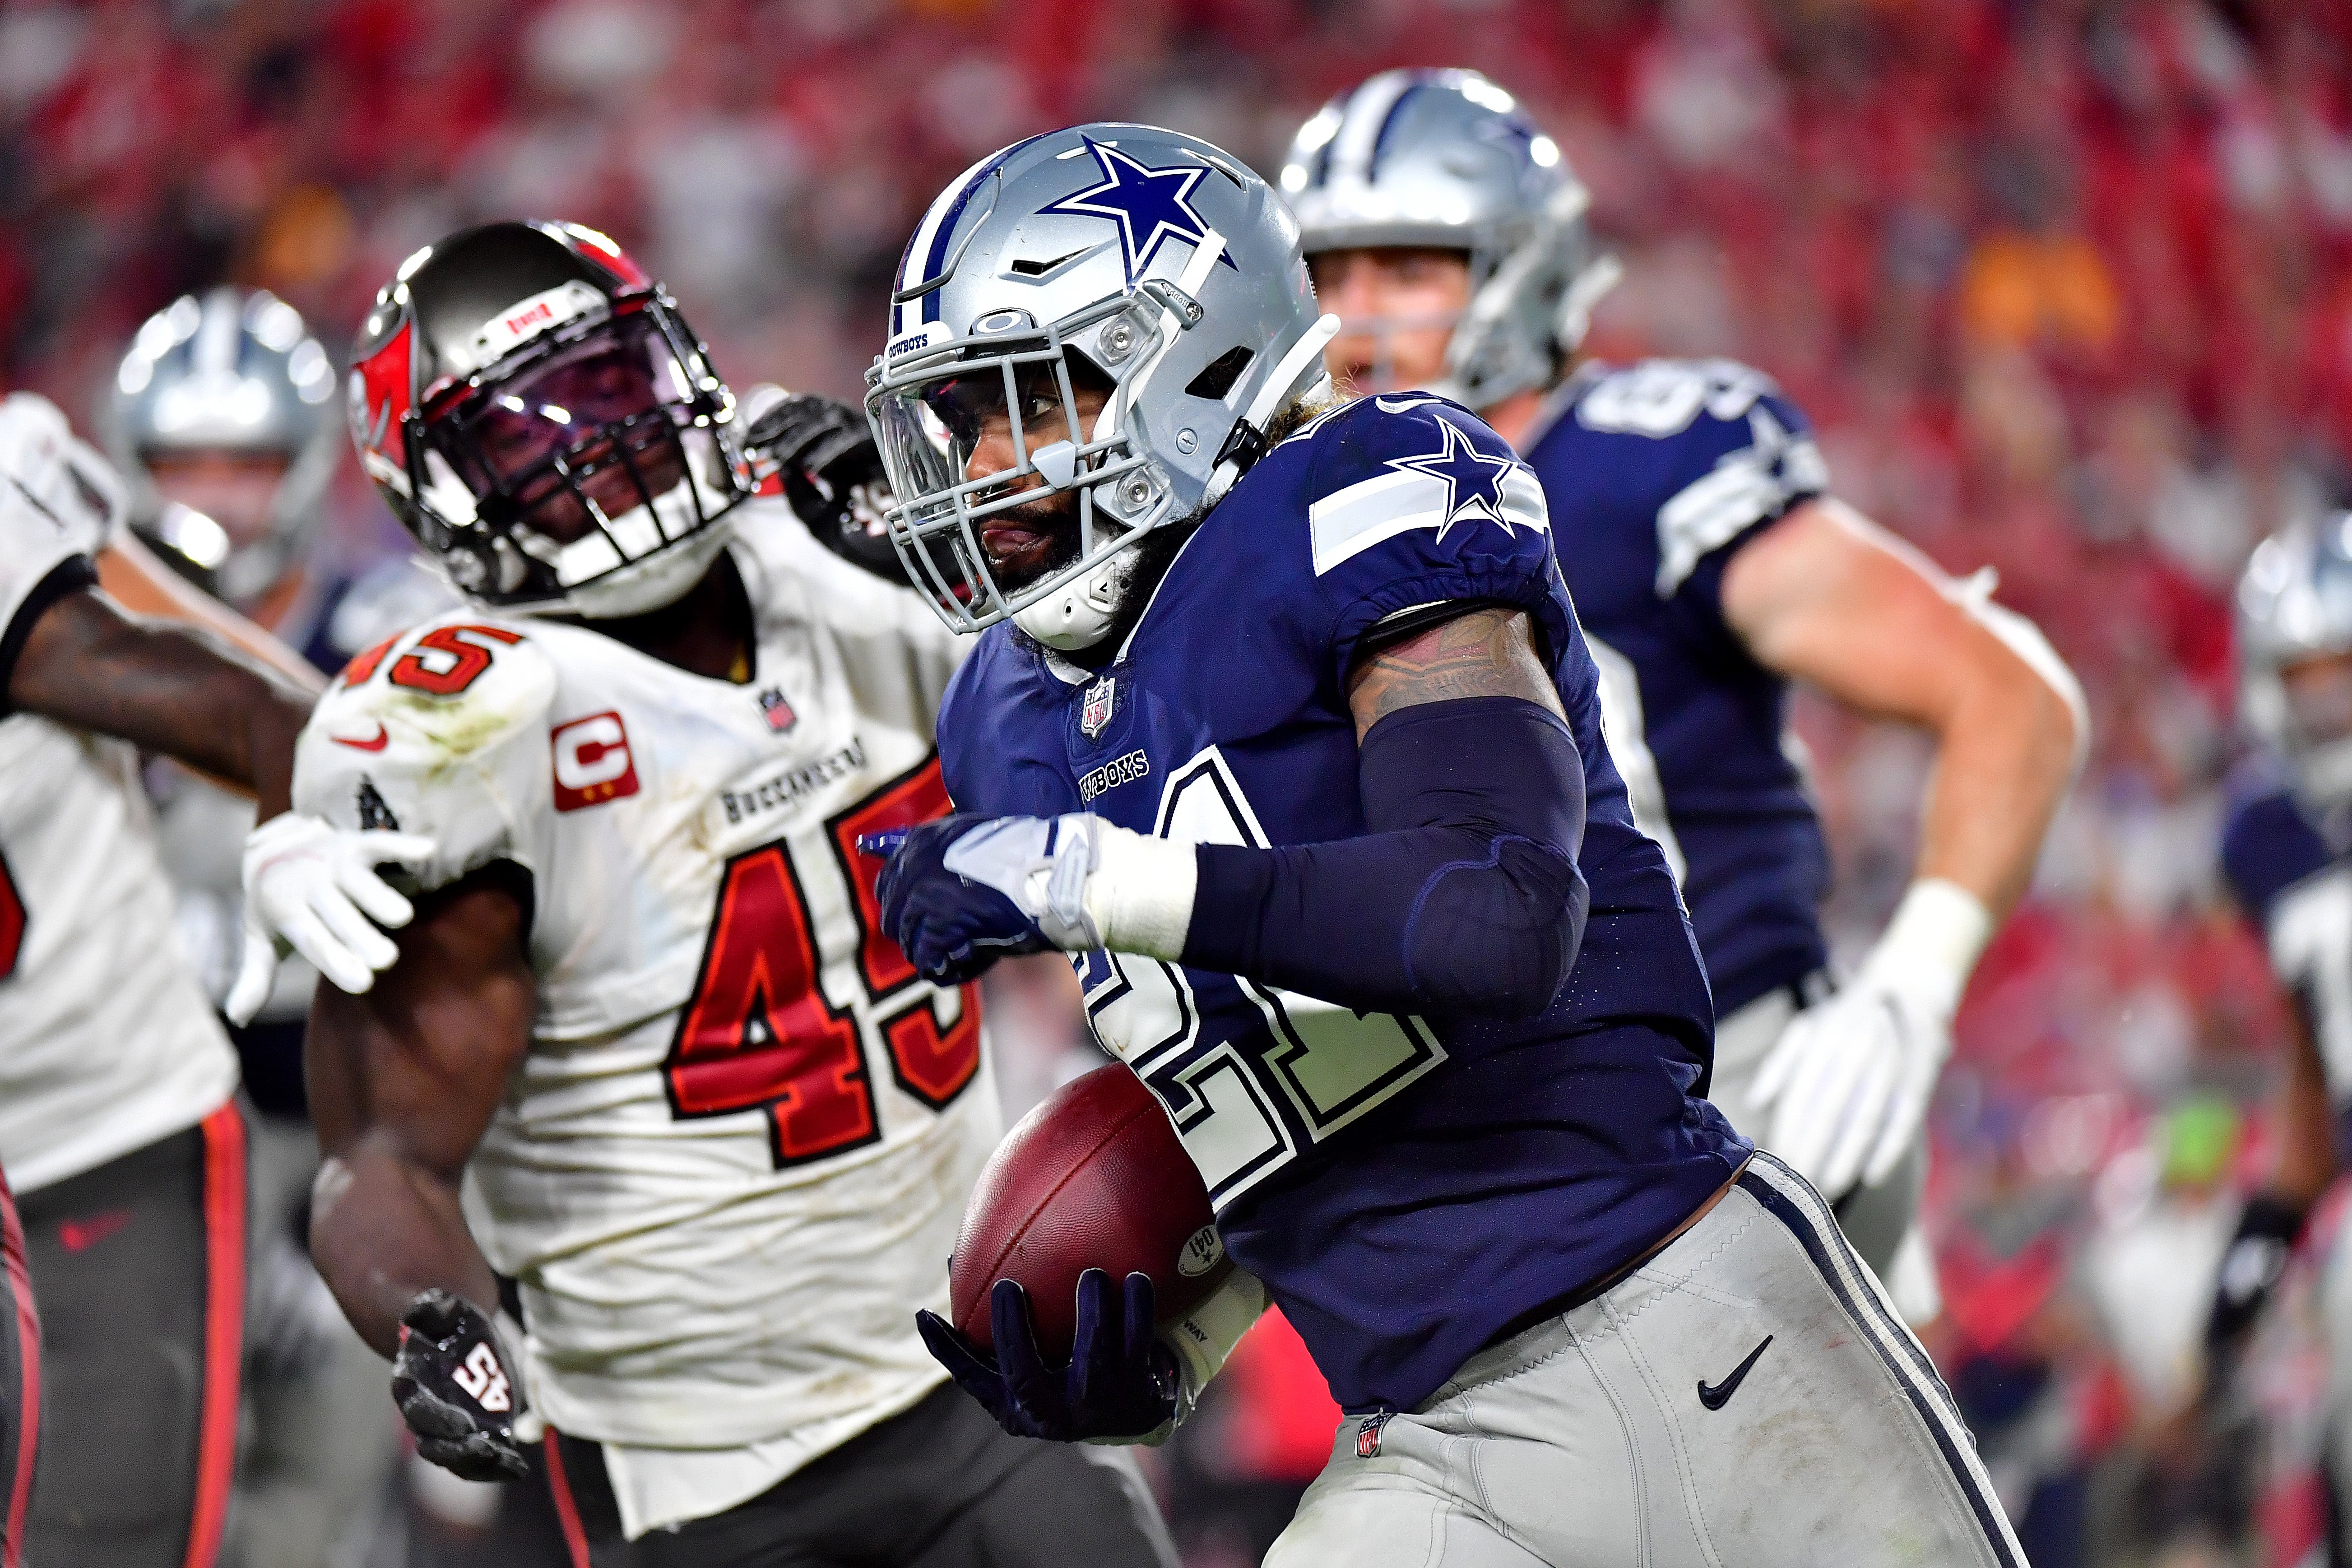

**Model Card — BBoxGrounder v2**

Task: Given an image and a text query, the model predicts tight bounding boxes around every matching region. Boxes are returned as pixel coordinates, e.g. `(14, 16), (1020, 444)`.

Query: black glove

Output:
(2205, 1193), (2307, 1358)
(744, 392), (903, 582)
(916, 1271), (1179, 1443)
(391, 1289), (530, 1481)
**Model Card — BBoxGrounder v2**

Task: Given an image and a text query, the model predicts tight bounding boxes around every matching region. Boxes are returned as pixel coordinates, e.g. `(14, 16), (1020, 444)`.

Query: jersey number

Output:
(0, 847), (23, 982)
(1078, 748), (1445, 1210)
(662, 758), (980, 1168)
(386, 625), (525, 697)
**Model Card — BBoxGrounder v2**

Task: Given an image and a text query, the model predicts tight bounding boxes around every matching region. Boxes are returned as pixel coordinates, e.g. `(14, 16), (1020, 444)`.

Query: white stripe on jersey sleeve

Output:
(1652, 407), (1830, 597)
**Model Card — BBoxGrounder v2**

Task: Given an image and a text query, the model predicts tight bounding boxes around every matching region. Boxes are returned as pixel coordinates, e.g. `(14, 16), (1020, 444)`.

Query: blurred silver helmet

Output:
(2240, 513), (2352, 807)
(1279, 69), (1619, 409)
(865, 123), (1336, 649)
(107, 287), (341, 605)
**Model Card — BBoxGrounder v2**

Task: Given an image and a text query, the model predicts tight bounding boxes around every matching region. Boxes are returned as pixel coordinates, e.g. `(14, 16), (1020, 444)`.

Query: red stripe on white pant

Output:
(180, 1105), (246, 1568)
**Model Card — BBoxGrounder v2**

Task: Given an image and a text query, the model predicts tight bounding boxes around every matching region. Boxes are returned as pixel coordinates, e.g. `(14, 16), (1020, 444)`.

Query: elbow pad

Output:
(1185, 696), (1589, 1017)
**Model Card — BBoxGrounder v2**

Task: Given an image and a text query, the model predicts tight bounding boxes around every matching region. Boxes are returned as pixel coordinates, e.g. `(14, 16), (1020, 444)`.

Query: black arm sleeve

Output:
(1180, 695), (1590, 1018)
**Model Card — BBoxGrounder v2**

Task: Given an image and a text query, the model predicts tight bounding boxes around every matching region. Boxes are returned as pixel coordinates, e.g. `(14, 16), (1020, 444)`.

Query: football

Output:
(951, 1063), (1231, 1361)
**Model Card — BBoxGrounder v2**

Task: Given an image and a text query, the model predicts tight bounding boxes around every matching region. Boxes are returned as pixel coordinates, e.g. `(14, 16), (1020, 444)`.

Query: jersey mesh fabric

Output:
(0, 496), (237, 1193)
(937, 393), (1745, 1413)
(1520, 358), (1832, 1016)
(293, 498), (993, 1536)
(2218, 758), (2352, 1169)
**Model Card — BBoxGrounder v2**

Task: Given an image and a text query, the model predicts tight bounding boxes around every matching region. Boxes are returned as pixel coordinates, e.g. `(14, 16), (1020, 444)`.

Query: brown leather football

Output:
(950, 1063), (1231, 1361)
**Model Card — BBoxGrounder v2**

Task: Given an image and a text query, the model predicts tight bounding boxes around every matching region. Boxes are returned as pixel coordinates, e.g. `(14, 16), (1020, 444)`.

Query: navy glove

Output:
(863, 814), (1104, 986)
(916, 1271), (1179, 1443)
(391, 1290), (530, 1482)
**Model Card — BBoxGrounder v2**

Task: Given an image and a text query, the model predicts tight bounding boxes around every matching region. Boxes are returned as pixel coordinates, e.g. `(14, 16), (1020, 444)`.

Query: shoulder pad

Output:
(311, 614), (557, 766)
(1573, 358), (1793, 440)
(1295, 394), (1547, 579)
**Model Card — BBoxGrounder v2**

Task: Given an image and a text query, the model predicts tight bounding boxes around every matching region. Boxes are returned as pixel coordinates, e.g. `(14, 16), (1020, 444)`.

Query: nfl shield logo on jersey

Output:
(757, 687), (797, 734)
(1080, 677), (1117, 739)
(1355, 1410), (1392, 1459)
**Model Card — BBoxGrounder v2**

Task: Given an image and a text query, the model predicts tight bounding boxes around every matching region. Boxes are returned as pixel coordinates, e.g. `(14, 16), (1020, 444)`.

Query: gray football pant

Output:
(1708, 980), (1942, 1324)
(1264, 1155), (2024, 1568)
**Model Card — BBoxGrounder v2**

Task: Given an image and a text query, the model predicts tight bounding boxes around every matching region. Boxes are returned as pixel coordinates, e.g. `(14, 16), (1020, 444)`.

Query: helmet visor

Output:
(423, 309), (745, 601)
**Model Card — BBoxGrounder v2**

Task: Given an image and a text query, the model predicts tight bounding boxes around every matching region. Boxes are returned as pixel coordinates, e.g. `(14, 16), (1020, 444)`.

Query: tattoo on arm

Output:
(1345, 607), (1565, 742)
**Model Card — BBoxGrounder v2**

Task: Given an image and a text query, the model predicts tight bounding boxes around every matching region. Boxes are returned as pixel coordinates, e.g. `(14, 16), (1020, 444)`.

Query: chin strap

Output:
(1204, 314), (1341, 508)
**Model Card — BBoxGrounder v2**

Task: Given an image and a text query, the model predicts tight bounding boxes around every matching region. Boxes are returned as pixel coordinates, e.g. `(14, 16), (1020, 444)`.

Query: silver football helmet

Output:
(2241, 513), (2352, 807)
(865, 123), (1337, 649)
(1280, 69), (1619, 409)
(107, 288), (341, 606)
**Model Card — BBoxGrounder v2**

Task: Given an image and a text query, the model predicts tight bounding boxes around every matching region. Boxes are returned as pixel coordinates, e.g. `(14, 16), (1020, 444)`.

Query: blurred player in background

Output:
(272, 219), (1173, 1567)
(0, 390), (417, 1568)
(1282, 70), (2086, 1322)
(868, 119), (2027, 1565)
(102, 286), (439, 1568)
(2210, 513), (2352, 1554)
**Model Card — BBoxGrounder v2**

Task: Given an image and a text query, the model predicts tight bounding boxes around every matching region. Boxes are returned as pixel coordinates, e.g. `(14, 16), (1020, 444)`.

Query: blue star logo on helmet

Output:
(1384, 418), (1525, 542)
(1040, 138), (1235, 286)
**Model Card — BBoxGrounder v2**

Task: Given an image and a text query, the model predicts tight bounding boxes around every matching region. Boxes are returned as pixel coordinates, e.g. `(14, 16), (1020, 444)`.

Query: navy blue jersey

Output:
(936, 393), (1745, 1412)
(1519, 359), (1832, 1016)
(2220, 759), (2352, 1163)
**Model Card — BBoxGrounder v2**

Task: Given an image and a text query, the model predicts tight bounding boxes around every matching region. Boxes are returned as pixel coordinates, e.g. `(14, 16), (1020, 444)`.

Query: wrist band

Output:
(1866, 877), (1993, 1022)
(1083, 824), (1197, 962)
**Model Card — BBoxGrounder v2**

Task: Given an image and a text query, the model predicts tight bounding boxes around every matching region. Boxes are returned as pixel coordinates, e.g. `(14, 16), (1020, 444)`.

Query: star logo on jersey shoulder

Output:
(1040, 139), (1235, 285)
(1383, 419), (1525, 542)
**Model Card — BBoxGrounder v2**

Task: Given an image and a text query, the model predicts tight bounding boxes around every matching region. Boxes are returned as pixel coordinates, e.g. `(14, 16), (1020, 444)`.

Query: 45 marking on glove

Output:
(453, 1340), (513, 1413)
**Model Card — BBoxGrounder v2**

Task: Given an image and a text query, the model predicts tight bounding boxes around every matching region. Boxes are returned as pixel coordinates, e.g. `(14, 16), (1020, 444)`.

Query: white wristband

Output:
(1160, 1267), (1267, 1425)
(1862, 877), (1993, 1023)
(1083, 825), (1198, 962)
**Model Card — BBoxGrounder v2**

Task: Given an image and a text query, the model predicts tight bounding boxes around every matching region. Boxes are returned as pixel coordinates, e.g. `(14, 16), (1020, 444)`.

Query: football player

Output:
(1279, 70), (2085, 1322)
(2207, 515), (2352, 1550)
(277, 220), (1175, 1566)
(0, 390), (416, 1568)
(864, 121), (2029, 1564)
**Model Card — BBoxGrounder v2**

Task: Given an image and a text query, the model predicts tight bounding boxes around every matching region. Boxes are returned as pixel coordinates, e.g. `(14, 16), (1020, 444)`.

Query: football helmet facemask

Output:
(348, 221), (750, 619)
(866, 124), (1337, 650)
(107, 287), (341, 607)
(1280, 69), (1620, 410)
(2241, 513), (2352, 809)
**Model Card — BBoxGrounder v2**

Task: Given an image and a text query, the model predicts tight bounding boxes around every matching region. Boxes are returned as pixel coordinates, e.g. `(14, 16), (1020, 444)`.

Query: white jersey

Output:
(295, 499), (991, 1534)
(0, 491), (238, 1192)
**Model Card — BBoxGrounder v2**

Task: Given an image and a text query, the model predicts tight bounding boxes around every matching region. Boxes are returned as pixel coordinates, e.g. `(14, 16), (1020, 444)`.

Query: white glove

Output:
(227, 813), (439, 1023)
(1750, 879), (1992, 1200)
(0, 392), (126, 544)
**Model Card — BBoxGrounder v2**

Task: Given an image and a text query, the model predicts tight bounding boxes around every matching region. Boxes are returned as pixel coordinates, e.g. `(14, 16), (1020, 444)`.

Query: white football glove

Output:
(0, 392), (127, 545)
(1751, 879), (1992, 1200)
(227, 813), (439, 1024)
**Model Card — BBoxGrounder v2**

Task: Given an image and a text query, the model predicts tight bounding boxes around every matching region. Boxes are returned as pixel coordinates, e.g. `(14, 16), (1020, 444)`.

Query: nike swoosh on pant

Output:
(1697, 1333), (1773, 1410)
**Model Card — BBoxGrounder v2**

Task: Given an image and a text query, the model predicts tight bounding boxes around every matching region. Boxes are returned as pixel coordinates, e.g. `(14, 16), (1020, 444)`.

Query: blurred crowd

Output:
(7, 0), (2352, 1563)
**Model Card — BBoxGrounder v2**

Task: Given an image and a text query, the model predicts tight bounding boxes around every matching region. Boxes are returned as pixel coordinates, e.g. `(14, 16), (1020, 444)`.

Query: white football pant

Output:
(1264, 1155), (2023, 1568)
